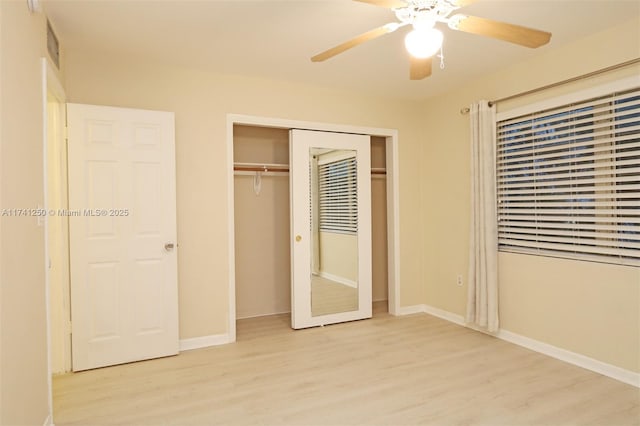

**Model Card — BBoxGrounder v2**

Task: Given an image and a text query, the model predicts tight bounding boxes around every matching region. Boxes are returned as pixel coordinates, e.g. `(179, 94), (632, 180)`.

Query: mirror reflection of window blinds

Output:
(318, 156), (358, 234)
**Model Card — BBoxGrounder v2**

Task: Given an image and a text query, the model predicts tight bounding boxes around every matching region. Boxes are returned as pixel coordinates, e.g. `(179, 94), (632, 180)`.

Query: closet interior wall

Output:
(233, 126), (388, 320)
(370, 136), (388, 303)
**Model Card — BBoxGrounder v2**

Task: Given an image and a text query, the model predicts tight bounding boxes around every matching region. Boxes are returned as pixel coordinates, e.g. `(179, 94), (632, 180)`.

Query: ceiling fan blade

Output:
(449, 14), (551, 48)
(410, 56), (432, 80)
(311, 24), (400, 62)
(353, 0), (407, 9)
(450, 0), (477, 7)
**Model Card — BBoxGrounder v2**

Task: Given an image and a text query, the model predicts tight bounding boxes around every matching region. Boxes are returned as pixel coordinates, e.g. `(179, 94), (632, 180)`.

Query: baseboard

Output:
(423, 304), (466, 326)
(179, 333), (232, 351)
(397, 304), (427, 316)
(398, 304), (466, 326)
(399, 303), (639, 388)
(236, 310), (291, 320)
(497, 329), (640, 388)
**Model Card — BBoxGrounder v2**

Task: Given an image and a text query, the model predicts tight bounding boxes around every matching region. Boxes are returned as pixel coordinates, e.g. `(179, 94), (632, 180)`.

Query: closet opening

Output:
(228, 116), (400, 341)
(233, 125), (292, 329)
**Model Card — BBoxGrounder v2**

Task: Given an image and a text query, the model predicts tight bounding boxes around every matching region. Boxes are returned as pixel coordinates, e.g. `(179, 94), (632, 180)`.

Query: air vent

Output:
(47, 19), (60, 69)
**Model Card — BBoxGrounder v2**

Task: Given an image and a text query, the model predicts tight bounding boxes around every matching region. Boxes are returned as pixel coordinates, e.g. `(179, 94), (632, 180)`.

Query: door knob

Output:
(164, 242), (175, 251)
(295, 235), (302, 242)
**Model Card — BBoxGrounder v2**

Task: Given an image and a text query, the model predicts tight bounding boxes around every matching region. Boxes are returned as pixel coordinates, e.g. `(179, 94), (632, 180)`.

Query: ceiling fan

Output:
(311, 0), (552, 80)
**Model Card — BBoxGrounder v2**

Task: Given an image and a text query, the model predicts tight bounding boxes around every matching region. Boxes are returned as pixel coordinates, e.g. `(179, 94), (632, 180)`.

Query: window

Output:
(318, 155), (358, 234)
(496, 87), (640, 265)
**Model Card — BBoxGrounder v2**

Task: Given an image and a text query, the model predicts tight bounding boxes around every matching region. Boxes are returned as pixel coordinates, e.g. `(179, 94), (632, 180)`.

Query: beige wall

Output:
(65, 51), (426, 338)
(0, 1), (62, 424)
(234, 125), (290, 165)
(1, 0), (3, 417)
(499, 253), (639, 371)
(421, 17), (640, 372)
(371, 177), (388, 302)
(371, 137), (388, 302)
(234, 173), (291, 319)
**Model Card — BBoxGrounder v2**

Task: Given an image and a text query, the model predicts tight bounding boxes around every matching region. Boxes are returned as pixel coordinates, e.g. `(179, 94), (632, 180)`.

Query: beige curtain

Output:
(466, 100), (499, 332)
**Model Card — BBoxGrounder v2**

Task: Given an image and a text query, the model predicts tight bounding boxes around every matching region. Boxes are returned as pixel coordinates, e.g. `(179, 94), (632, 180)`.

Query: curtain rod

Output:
(459, 57), (640, 115)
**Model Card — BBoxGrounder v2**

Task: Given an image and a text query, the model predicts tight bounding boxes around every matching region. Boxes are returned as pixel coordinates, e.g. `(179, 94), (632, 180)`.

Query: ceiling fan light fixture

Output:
(404, 28), (443, 58)
(447, 14), (467, 30)
(412, 18), (436, 32)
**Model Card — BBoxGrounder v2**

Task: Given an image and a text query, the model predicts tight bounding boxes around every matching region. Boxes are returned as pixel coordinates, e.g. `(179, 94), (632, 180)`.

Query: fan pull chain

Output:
(438, 45), (445, 70)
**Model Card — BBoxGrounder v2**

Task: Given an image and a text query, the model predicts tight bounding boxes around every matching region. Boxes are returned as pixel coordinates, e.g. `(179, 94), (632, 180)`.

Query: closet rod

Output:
(234, 165), (289, 173)
(459, 57), (640, 115)
(233, 165), (387, 175)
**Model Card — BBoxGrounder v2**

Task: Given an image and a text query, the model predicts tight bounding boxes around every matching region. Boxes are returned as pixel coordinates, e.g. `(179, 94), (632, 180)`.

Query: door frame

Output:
(42, 57), (67, 426)
(226, 114), (401, 342)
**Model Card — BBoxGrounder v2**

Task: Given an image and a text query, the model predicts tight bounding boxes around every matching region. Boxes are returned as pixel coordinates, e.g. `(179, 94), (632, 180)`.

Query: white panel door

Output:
(290, 129), (372, 329)
(67, 103), (178, 371)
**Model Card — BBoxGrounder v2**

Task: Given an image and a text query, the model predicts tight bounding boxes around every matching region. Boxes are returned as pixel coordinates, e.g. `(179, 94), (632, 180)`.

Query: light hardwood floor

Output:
(53, 303), (639, 425)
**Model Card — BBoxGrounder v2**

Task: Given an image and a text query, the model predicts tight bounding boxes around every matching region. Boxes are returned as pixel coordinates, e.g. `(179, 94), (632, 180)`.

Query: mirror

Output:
(290, 128), (371, 330)
(309, 148), (359, 316)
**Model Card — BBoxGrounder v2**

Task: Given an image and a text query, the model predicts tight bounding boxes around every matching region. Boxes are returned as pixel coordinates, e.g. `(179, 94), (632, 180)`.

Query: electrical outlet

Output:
(456, 274), (463, 286)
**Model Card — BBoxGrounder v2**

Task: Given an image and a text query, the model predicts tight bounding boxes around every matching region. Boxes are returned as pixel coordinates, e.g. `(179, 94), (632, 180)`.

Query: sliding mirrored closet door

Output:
(290, 129), (372, 329)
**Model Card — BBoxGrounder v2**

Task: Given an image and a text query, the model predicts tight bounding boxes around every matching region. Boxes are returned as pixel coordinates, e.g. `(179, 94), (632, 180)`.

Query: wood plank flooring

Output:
(53, 303), (639, 425)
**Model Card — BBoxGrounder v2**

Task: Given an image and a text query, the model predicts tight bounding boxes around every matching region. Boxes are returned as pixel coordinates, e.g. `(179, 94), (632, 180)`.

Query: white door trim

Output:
(226, 113), (401, 342)
(42, 56), (67, 426)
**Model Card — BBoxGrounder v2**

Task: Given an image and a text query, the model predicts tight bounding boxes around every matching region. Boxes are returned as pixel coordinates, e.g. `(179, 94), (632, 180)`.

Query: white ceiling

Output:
(43, 0), (640, 101)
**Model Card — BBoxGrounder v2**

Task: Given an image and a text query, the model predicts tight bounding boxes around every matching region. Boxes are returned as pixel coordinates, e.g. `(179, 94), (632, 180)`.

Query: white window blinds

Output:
(318, 156), (358, 234)
(496, 87), (640, 265)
